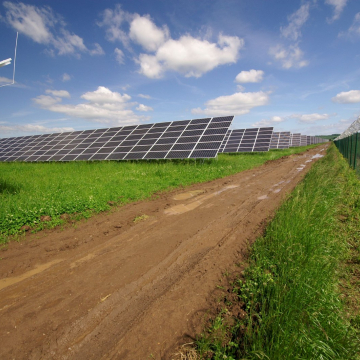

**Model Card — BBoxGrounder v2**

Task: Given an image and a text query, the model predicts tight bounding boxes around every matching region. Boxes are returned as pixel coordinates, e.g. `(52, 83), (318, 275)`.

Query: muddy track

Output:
(0, 146), (327, 360)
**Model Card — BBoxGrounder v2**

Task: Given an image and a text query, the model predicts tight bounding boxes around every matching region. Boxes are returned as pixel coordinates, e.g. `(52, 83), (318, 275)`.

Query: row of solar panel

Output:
(221, 129), (328, 153)
(0, 117), (330, 162)
(0, 116), (234, 162)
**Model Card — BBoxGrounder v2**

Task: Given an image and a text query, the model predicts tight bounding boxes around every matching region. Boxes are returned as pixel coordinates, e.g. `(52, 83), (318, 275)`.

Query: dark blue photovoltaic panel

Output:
(270, 132), (291, 149)
(221, 127), (274, 153)
(0, 116), (234, 161)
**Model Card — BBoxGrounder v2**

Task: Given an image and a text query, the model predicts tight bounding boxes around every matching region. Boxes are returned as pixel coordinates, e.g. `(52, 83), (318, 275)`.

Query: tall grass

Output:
(0, 146), (314, 242)
(196, 143), (360, 359)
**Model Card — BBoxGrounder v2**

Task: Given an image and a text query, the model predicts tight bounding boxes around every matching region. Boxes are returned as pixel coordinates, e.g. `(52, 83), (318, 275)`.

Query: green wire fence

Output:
(334, 133), (360, 177)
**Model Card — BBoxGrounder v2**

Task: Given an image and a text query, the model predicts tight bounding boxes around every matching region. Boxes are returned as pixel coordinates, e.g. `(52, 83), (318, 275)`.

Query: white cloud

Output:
(45, 89), (70, 98)
(236, 85), (245, 92)
(137, 53), (164, 78)
(114, 48), (125, 64)
(0, 124), (74, 136)
(269, 44), (309, 69)
(33, 95), (62, 107)
(3, 1), (102, 57)
(304, 120), (351, 135)
(32, 86), (149, 126)
(291, 113), (331, 123)
(129, 15), (169, 52)
(97, 4), (131, 48)
(281, 3), (310, 41)
(252, 116), (285, 127)
(136, 104), (153, 111)
(345, 12), (360, 37)
(138, 94), (151, 99)
(3, 1), (54, 44)
(0, 76), (13, 84)
(139, 34), (243, 78)
(332, 90), (360, 103)
(61, 73), (71, 82)
(81, 86), (131, 104)
(270, 3), (310, 70)
(192, 91), (270, 116)
(235, 69), (264, 83)
(89, 43), (105, 56)
(325, 0), (348, 22)
(98, 6), (243, 78)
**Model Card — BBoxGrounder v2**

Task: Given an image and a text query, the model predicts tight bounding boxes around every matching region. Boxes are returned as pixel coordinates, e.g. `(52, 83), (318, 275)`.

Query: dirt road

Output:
(0, 146), (327, 359)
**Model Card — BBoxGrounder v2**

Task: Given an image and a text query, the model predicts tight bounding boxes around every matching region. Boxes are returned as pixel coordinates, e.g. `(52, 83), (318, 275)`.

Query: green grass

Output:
(0, 146), (315, 243)
(195, 143), (360, 359)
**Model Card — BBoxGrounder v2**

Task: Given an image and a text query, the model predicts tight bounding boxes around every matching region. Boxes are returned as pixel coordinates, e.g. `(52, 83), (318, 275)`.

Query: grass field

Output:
(193, 143), (360, 359)
(0, 146), (315, 242)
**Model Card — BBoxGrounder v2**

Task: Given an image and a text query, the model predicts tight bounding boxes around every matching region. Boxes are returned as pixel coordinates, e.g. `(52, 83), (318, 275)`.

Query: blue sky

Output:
(0, 0), (359, 138)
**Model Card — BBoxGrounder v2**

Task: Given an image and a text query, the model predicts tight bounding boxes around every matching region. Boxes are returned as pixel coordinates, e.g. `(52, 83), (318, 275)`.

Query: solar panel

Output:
(290, 133), (301, 147)
(269, 131), (291, 149)
(0, 116), (234, 162)
(221, 127), (273, 153)
(300, 135), (307, 146)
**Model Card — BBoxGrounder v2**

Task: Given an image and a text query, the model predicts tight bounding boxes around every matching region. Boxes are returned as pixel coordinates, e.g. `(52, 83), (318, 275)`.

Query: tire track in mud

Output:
(0, 146), (327, 360)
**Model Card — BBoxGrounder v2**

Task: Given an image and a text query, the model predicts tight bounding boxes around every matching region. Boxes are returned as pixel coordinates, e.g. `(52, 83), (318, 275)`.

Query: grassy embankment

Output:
(0, 146), (315, 243)
(190, 143), (360, 359)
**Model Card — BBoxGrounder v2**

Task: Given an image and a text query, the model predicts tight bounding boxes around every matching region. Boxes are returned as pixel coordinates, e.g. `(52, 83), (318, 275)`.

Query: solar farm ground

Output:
(0, 145), (329, 359)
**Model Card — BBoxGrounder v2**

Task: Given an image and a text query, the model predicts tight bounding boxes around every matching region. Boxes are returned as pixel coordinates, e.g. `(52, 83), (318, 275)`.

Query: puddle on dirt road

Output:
(312, 153), (324, 159)
(257, 195), (268, 200)
(297, 164), (306, 171)
(166, 185), (239, 215)
(0, 259), (63, 291)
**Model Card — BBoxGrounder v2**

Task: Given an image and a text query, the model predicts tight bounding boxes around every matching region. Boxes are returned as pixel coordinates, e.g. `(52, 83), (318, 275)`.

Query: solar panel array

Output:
(306, 135), (328, 145)
(0, 116), (234, 162)
(221, 127), (273, 153)
(269, 132), (291, 149)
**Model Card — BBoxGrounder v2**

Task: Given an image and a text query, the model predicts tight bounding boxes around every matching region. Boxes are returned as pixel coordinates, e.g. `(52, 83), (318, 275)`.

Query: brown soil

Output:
(0, 146), (328, 360)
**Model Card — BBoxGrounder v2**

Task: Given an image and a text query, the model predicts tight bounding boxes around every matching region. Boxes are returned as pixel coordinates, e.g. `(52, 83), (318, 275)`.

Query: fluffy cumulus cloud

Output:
(269, 44), (308, 69)
(280, 3), (310, 41)
(138, 34), (243, 78)
(192, 91), (270, 116)
(136, 104), (153, 111)
(98, 6), (243, 78)
(97, 4), (131, 47)
(252, 116), (285, 127)
(332, 90), (360, 103)
(325, 0), (348, 22)
(290, 113), (332, 123)
(2, 1), (104, 57)
(235, 70), (264, 83)
(32, 86), (150, 125)
(129, 15), (169, 52)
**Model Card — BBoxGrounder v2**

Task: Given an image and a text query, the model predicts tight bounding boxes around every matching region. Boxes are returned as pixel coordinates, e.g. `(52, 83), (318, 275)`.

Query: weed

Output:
(133, 214), (149, 223)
